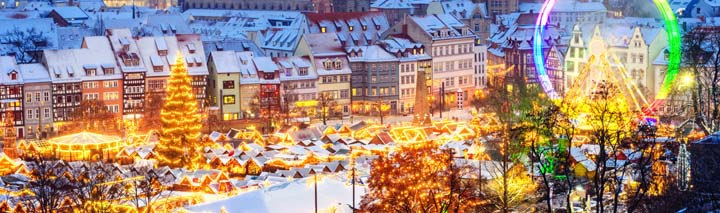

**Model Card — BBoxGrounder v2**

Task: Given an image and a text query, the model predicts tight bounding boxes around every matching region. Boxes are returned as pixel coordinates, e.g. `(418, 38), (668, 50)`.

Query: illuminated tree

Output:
(360, 142), (482, 212)
(22, 157), (72, 213)
(128, 165), (169, 213)
(486, 165), (536, 211)
(69, 163), (127, 213)
(374, 97), (391, 125)
(156, 53), (203, 169)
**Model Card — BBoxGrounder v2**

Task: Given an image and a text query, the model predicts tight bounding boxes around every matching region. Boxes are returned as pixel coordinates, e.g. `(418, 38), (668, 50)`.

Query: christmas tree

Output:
(156, 53), (202, 169)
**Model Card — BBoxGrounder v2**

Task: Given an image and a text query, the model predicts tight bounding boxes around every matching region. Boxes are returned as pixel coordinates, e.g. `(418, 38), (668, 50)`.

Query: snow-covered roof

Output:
(136, 34), (208, 77)
(409, 14), (474, 40)
(203, 40), (264, 58)
(0, 10), (42, 20)
(44, 36), (118, 83)
(0, 56), (21, 85)
(441, 0), (488, 20)
(346, 45), (398, 62)
(276, 57), (318, 82)
(184, 9), (306, 42)
(306, 12), (389, 47)
(304, 33), (346, 57)
(260, 29), (301, 51)
(185, 176), (362, 213)
(371, 0), (413, 9)
(144, 14), (192, 36)
(0, 18), (58, 53)
(519, 0), (606, 13)
(380, 36), (431, 61)
(52, 6), (90, 21)
(18, 63), (51, 84)
(253, 57), (279, 73)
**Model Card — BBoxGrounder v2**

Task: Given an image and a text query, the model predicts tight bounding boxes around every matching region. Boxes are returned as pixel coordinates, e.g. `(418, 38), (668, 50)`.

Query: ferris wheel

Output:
(532, 0), (682, 116)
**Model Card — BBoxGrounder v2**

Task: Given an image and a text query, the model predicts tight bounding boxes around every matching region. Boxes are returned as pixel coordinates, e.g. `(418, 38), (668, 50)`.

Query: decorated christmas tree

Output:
(156, 53), (203, 169)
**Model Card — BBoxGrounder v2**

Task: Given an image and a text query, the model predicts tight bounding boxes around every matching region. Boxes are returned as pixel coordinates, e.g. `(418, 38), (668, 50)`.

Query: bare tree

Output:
(69, 99), (118, 134)
(317, 92), (338, 125)
(480, 74), (538, 212)
(127, 165), (168, 213)
(141, 92), (164, 132)
(3, 27), (50, 64)
(69, 163), (127, 213)
(249, 90), (281, 134)
(22, 158), (72, 213)
(683, 27), (720, 135)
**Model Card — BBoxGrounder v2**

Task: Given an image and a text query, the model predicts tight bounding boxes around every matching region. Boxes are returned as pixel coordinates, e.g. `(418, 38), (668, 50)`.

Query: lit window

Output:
(223, 95), (235, 104)
(321, 27), (327, 33)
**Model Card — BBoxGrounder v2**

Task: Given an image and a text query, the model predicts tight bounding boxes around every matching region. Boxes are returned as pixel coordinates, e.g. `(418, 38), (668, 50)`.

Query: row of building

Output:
(0, 11), (490, 139)
(0, 28), (208, 138)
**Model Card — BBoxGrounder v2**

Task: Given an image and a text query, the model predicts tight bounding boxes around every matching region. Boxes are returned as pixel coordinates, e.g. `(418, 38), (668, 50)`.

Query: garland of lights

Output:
(156, 53), (204, 170)
(533, 0), (682, 108)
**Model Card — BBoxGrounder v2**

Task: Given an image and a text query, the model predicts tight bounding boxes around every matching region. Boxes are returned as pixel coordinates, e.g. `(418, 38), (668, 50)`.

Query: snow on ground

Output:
(183, 175), (366, 213)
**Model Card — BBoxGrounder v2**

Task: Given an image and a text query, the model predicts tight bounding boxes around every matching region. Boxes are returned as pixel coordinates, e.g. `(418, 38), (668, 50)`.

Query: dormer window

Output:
(53, 68), (61, 78)
(194, 56), (203, 67)
(151, 55), (164, 72)
(8, 70), (17, 80)
(321, 26), (327, 33)
(66, 66), (75, 78)
(420, 48), (424, 54)
(119, 37), (130, 51)
(186, 57), (194, 67)
(102, 64), (115, 75)
(334, 59), (342, 70)
(362, 24), (367, 31)
(349, 26), (354, 31)
(156, 39), (168, 56)
(413, 49), (417, 55)
(299, 67), (308, 76)
(83, 65), (97, 76)
(188, 43), (197, 54)
(323, 59), (332, 70)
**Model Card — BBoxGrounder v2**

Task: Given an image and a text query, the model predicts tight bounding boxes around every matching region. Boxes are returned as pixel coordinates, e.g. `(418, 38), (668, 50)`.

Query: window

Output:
(104, 92), (119, 101)
(26, 93), (32, 103)
(321, 26), (327, 33)
(27, 109), (33, 120)
(103, 67), (115, 75)
(223, 113), (239, 121)
(84, 82), (99, 89)
(84, 93), (99, 100)
(44, 108), (50, 119)
(103, 81), (118, 88)
(223, 80), (235, 89)
(106, 105), (119, 113)
(299, 67), (308, 76)
(223, 95), (235, 104)
(340, 90), (349, 99)
(334, 59), (342, 70)
(44, 92), (50, 102)
(323, 60), (333, 70)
